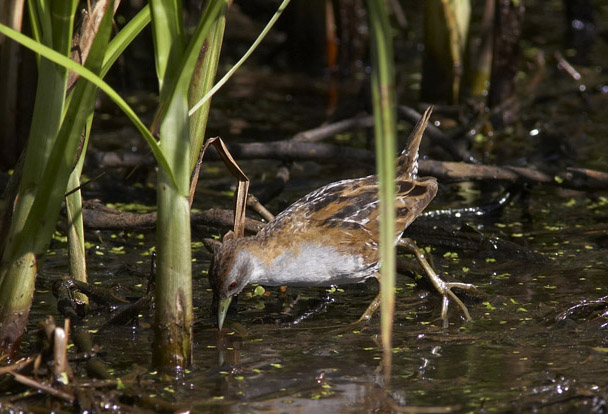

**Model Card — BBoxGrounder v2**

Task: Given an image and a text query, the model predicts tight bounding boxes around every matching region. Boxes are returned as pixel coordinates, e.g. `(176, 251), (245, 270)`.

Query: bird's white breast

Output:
(247, 243), (377, 287)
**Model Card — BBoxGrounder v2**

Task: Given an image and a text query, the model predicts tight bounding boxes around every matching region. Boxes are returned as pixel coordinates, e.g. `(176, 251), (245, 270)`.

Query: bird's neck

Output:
(235, 236), (281, 286)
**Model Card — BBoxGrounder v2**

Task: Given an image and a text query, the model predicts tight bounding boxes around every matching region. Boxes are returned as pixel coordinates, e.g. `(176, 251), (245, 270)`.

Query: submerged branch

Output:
(92, 140), (372, 167)
(81, 201), (264, 233)
(93, 148), (608, 191)
(11, 372), (75, 402)
(555, 295), (608, 322)
(421, 160), (608, 191)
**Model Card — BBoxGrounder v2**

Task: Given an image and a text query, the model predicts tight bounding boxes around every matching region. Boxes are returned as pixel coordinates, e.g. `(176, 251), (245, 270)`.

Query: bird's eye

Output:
(228, 281), (238, 290)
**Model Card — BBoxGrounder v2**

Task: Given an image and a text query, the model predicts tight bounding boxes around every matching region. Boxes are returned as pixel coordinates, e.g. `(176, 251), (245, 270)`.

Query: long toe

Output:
(445, 282), (478, 291)
(442, 284), (473, 322)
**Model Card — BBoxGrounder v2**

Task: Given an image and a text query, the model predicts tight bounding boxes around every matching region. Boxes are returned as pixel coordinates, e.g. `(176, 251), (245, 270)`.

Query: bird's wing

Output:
(394, 176), (438, 234)
(259, 175), (376, 235)
(259, 174), (437, 249)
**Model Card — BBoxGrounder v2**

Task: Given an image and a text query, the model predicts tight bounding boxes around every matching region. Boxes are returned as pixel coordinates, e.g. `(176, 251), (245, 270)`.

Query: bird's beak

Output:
(218, 297), (232, 331)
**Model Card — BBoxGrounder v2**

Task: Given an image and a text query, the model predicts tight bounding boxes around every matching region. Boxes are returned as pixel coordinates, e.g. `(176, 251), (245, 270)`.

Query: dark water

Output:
(21, 0), (608, 412)
(35, 181), (608, 413)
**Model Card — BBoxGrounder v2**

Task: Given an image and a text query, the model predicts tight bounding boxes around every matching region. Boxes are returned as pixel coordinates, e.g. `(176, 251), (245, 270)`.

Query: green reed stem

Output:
(188, 0), (291, 116)
(366, 0), (397, 385)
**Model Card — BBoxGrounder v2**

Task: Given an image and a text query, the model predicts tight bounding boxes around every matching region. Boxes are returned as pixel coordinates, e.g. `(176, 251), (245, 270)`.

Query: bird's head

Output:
(208, 236), (255, 330)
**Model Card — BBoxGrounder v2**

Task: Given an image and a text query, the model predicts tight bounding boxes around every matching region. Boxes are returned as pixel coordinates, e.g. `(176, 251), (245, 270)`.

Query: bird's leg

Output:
(354, 292), (381, 324)
(398, 238), (476, 324)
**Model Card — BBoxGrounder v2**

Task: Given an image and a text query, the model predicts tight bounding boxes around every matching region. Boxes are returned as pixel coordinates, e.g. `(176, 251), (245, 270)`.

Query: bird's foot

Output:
(433, 279), (475, 324)
(398, 238), (477, 326)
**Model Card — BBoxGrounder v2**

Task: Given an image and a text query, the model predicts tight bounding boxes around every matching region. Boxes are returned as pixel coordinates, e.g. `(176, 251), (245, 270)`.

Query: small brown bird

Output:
(209, 107), (475, 330)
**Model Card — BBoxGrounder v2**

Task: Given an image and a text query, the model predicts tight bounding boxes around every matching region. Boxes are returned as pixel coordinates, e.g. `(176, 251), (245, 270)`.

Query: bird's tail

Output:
(397, 106), (433, 178)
